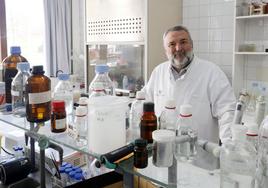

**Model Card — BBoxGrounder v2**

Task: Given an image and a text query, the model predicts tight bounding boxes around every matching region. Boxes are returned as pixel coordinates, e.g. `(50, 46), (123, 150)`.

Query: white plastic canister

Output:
(88, 96), (128, 154)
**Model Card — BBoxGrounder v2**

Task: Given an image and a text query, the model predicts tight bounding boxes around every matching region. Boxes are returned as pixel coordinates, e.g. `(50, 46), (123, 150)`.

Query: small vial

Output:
(134, 139), (148, 168)
(51, 100), (67, 133)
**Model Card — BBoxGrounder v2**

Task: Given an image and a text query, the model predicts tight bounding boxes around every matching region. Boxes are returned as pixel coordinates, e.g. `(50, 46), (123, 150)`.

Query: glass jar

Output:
(134, 138), (148, 168)
(152, 129), (175, 167)
(51, 100), (67, 133)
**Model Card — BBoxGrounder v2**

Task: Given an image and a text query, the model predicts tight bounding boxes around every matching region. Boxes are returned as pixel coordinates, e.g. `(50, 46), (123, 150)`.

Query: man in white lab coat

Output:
(143, 25), (236, 169)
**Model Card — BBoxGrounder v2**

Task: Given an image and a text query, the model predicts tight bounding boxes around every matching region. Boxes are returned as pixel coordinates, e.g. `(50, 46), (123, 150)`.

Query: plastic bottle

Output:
(255, 95), (266, 127)
(74, 105), (88, 146)
(256, 116), (268, 187)
(11, 62), (31, 117)
(54, 73), (73, 118)
(51, 100), (67, 133)
(245, 122), (258, 151)
(88, 64), (114, 96)
(175, 104), (197, 161)
(159, 99), (177, 130)
(233, 94), (247, 124)
(128, 91), (146, 142)
(26, 65), (51, 123)
(134, 138), (148, 169)
(140, 102), (157, 143)
(88, 82), (106, 98)
(122, 75), (128, 90)
(220, 124), (256, 188)
(2, 46), (28, 111)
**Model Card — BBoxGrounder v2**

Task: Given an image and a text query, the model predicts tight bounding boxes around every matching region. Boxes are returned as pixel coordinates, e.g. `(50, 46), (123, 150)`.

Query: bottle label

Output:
(55, 118), (66, 129)
(11, 90), (20, 96)
(28, 91), (51, 104)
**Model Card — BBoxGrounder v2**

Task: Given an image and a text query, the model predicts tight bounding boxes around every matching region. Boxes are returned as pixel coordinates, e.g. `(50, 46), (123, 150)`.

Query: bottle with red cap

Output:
(51, 100), (67, 133)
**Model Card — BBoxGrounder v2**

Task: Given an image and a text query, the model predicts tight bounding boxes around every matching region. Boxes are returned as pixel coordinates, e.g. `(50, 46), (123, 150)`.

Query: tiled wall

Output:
(182, 0), (234, 81)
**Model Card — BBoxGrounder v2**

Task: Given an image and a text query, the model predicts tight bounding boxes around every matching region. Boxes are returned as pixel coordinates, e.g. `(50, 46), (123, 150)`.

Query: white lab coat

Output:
(143, 56), (236, 169)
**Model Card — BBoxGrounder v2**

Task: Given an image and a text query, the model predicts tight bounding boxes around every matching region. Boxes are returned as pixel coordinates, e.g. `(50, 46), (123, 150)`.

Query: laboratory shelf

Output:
(236, 14), (268, 20)
(235, 52), (268, 55)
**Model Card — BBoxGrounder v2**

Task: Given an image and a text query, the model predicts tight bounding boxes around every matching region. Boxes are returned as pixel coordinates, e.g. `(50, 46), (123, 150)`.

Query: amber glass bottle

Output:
(134, 138), (148, 168)
(140, 102), (157, 143)
(26, 66), (51, 123)
(2, 46), (27, 110)
(51, 100), (67, 133)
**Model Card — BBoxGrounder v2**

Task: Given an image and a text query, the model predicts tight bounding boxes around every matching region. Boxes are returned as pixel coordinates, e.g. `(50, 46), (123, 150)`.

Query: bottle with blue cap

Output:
(2, 46), (28, 111)
(53, 73), (73, 120)
(11, 62), (31, 117)
(88, 64), (114, 95)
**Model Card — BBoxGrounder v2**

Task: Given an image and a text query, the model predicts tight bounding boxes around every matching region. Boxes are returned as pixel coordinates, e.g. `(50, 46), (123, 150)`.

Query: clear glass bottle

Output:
(74, 105), (88, 146)
(220, 124), (256, 188)
(88, 82), (106, 98)
(53, 73), (73, 118)
(88, 64), (114, 96)
(2, 46), (27, 111)
(128, 91), (146, 142)
(11, 62), (31, 117)
(246, 122), (258, 151)
(140, 102), (157, 143)
(159, 99), (177, 130)
(174, 104), (197, 161)
(244, 82), (259, 123)
(26, 65), (51, 123)
(256, 116), (268, 188)
(255, 95), (266, 126)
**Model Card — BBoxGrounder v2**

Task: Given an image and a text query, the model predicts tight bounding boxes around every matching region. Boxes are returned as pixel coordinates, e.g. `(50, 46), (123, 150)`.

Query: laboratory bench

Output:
(0, 113), (220, 188)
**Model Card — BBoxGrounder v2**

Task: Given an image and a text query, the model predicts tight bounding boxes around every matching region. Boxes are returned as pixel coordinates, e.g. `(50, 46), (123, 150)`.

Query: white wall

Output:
(182, 0), (234, 81)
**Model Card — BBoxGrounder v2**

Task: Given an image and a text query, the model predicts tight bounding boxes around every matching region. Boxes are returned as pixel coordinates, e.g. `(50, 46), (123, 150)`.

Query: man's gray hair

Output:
(163, 25), (193, 46)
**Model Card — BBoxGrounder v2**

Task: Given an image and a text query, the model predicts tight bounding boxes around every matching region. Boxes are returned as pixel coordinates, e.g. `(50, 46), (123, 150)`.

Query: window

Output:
(5, 0), (46, 71)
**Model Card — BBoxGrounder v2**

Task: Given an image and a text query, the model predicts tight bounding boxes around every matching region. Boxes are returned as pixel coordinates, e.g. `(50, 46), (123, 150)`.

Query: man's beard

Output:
(170, 50), (193, 70)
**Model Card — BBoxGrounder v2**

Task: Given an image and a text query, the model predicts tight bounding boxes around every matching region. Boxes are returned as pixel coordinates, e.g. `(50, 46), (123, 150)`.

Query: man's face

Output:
(164, 30), (193, 69)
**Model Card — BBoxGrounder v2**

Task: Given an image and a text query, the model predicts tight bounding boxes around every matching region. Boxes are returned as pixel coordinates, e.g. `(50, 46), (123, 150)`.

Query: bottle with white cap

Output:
(159, 99), (177, 131)
(245, 122), (258, 151)
(74, 105), (88, 146)
(220, 124), (256, 188)
(128, 91), (146, 142)
(11, 62), (31, 117)
(255, 95), (266, 127)
(174, 104), (197, 161)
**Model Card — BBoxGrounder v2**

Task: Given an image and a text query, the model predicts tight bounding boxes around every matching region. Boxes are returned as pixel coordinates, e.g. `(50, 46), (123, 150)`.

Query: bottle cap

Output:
(95, 64), (109, 73)
(74, 173), (83, 180)
(246, 123), (258, 136)
(59, 166), (66, 173)
(61, 162), (68, 167)
(165, 99), (176, 109)
(78, 97), (88, 106)
(65, 168), (72, 174)
(32, 65), (44, 74)
(179, 104), (192, 116)
(52, 100), (65, 109)
(136, 91), (145, 100)
(69, 171), (76, 178)
(65, 164), (72, 168)
(10, 46), (21, 55)
(134, 138), (147, 147)
(58, 73), (70, 81)
(17, 62), (30, 72)
(152, 129), (175, 142)
(76, 106), (87, 116)
(143, 102), (154, 112)
(74, 168), (82, 173)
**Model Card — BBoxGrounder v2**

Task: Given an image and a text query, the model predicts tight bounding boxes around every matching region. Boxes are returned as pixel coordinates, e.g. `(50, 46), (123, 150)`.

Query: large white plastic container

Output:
(88, 96), (128, 154)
